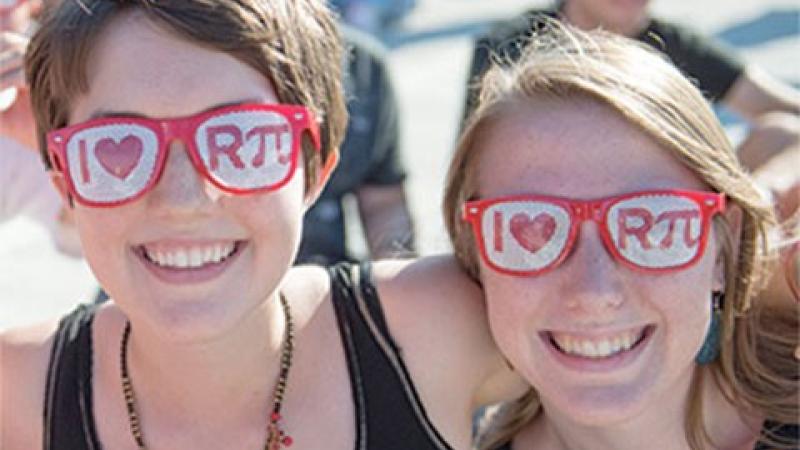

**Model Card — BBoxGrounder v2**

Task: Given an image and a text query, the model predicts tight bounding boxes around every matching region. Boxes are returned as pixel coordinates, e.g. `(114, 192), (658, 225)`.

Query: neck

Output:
(559, 2), (649, 37)
(124, 293), (287, 427)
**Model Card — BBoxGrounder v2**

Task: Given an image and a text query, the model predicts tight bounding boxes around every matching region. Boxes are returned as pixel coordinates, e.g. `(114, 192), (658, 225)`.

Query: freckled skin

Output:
(474, 98), (720, 426)
(70, 12), (306, 341)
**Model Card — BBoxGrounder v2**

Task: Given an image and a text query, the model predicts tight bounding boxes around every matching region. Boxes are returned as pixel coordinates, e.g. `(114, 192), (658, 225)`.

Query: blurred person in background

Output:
(297, 25), (416, 265)
(463, 0), (799, 303)
(0, 0), (79, 256)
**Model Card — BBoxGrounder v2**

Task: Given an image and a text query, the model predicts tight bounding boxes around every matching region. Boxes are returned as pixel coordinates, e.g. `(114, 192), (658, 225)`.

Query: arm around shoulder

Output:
(1, 321), (58, 450)
(372, 256), (523, 404)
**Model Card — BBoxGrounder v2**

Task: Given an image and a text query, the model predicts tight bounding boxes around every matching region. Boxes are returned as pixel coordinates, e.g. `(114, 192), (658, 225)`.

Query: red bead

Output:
(270, 412), (281, 422)
(282, 436), (293, 446)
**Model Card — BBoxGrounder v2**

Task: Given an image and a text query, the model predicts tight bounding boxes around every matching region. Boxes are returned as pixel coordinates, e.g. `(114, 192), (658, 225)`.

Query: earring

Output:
(695, 292), (723, 365)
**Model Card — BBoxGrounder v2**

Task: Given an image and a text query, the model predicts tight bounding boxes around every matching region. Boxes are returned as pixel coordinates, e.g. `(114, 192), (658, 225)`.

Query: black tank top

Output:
(43, 262), (454, 450)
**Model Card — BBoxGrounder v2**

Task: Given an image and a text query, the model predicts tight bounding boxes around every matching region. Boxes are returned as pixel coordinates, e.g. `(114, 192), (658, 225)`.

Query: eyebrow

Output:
(88, 99), (265, 120)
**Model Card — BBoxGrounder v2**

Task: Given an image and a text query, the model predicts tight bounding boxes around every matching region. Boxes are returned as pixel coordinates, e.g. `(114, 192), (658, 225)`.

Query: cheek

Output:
(237, 175), (306, 244)
(73, 206), (141, 290)
(652, 255), (717, 362)
(74, 206), (135, 253)
(482, 273), (546, 362)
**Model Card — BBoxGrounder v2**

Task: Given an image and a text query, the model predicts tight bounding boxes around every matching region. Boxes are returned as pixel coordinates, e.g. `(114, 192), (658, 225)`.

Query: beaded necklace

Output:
(120, 293), (295, 449)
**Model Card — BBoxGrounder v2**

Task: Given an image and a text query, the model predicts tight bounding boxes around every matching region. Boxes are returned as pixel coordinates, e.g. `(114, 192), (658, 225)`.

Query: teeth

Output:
(189, 248), (204, 267)
(144, 242), (237, 269)
(581, 341), (597, 357)
(621, 334), (632, 351)
(611, 337), (622, 354)
(562, 336), (575, 354)
(204, 247), (214, 262)
(597, 340), (611, 356)
(551, 328), (645, 359)
(175, 251), (189, 268)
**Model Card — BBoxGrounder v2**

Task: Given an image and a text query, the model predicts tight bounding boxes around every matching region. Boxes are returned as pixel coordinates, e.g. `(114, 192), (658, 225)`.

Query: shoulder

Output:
(643, 17), (729, 58)
(0, 319), (60, 450)
(372, 255), (502, 380)
(372, 256), (512, 445)
(702, 369), (765, 449)
(282, 265), (336, 320)
(373, 255), (484, 324)
(644, 17), (690, 39)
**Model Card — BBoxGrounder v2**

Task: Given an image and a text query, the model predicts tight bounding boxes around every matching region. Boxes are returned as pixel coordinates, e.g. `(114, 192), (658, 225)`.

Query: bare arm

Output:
(356, 183), (416, 259)
(723, 66), (800, 121)
(373, 256), (527, 448)
(724, 67), (800, 258)
(0, 322), (57, 450)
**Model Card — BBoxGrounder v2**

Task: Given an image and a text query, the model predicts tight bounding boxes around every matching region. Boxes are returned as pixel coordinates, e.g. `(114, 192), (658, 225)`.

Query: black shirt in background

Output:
(463, 7), (745, 122)
(297, 26), (406, 266)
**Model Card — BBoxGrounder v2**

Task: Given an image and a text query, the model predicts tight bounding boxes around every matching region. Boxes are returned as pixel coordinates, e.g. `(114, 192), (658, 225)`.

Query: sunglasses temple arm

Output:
(301, 112), (337, 182)
(319, 149), (338, 183)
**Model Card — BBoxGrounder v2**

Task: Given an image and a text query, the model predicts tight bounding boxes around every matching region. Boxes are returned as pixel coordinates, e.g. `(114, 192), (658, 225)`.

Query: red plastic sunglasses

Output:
(462, 190), (726, 276)
(47, 103), (325, 207)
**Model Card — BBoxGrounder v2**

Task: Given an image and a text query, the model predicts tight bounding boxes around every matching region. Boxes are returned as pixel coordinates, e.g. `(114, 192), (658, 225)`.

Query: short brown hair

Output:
(26, 0), (347, 191)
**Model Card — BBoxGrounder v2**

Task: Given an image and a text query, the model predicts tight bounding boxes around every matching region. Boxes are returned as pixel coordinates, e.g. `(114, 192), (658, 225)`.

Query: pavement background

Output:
(1, 0), (798, 330)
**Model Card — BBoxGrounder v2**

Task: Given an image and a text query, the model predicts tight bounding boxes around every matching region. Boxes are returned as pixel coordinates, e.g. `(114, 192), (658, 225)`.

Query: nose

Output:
(146, 140), (216, 216)
(560, 221), (626, 313)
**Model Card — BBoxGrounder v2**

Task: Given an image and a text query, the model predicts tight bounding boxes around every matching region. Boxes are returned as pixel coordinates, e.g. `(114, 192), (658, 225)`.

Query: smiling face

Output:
(68, 12), (307, 339)
(473, 98), (722, 425)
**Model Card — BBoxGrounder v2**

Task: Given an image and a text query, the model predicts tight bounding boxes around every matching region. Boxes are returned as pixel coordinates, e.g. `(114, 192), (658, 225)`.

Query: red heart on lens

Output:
(95, 136), (143, 179)
(510, 212), (557, 253)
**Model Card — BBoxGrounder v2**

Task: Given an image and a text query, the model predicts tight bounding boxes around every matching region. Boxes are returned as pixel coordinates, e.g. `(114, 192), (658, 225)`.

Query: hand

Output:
(0, 30), (37, 151)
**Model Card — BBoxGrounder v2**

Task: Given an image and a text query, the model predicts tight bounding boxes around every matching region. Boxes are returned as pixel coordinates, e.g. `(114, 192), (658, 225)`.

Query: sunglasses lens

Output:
(65, 124), (159, 204)
(607, 194), (704, 269)
(195, 110), (295, 191)
(480, 201), (571, 273)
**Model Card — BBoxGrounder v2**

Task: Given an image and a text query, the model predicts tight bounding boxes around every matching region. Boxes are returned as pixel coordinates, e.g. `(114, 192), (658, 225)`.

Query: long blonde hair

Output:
(442, 20), (798, 449)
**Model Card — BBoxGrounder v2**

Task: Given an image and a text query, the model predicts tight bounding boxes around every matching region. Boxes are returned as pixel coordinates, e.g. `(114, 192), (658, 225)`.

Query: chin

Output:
(134, 291), (257, 343)
(543, 384), (653, 427)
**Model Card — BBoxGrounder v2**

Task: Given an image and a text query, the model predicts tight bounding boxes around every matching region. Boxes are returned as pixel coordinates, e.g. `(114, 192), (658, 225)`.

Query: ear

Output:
(49, 172), (74, 208)
(713, 204), (743, 292)
(303, 151), (339, 207)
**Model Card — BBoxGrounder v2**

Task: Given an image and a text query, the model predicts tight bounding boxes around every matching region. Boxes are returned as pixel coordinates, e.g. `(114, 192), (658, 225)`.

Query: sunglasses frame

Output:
(47, 103), (321, 208)
(462, 189), (726, 276)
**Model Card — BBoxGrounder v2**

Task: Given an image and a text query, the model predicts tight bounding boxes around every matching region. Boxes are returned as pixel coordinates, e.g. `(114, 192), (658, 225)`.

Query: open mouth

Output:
(137, 241), (244, 271)
(545, 325), (654, 360)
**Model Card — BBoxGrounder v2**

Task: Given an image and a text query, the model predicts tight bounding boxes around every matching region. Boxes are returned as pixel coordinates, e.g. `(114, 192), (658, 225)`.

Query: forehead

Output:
(70, 11), (278, 124)
(473, 98), (707, 199)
